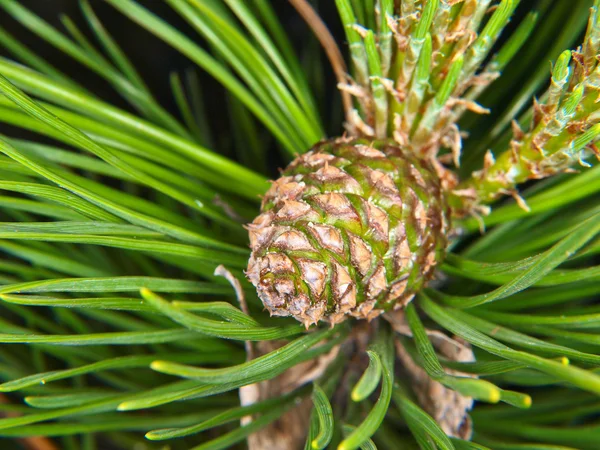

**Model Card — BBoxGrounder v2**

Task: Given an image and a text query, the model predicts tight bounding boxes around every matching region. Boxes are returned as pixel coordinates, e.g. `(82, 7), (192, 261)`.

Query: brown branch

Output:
(0, 394), (59, 450)
(288, 0), (352, 123)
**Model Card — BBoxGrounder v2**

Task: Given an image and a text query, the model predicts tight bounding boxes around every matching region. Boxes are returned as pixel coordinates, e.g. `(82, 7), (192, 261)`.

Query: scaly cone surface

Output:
(247, 138), (450, 327)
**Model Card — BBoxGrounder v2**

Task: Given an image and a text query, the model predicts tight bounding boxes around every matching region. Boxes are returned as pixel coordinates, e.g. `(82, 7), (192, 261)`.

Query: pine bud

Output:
(247, 139), (450, 327)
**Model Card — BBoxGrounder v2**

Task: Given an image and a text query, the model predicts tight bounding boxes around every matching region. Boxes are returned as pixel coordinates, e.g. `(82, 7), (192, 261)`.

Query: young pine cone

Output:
(246, 139), (450, 327)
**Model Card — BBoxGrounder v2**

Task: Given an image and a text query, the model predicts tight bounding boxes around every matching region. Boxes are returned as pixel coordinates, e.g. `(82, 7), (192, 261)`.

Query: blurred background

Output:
(0, 0), (344, 173)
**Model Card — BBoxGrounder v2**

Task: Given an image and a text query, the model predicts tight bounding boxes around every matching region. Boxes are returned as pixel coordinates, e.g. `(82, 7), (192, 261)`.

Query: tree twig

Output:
(0, 394), (59, 450)
(288, 0), (352, 123)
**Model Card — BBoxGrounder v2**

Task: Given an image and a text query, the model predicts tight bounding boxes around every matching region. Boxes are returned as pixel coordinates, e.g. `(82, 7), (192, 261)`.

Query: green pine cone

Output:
(247, 138), (450, 327)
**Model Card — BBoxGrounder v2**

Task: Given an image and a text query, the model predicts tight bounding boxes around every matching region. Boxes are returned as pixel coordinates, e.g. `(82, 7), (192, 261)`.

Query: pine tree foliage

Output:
(0, 1), (597, 449)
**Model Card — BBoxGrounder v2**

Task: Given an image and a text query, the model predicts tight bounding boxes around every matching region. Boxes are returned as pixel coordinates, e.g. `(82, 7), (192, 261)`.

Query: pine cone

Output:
(246, 138), (450, 327)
